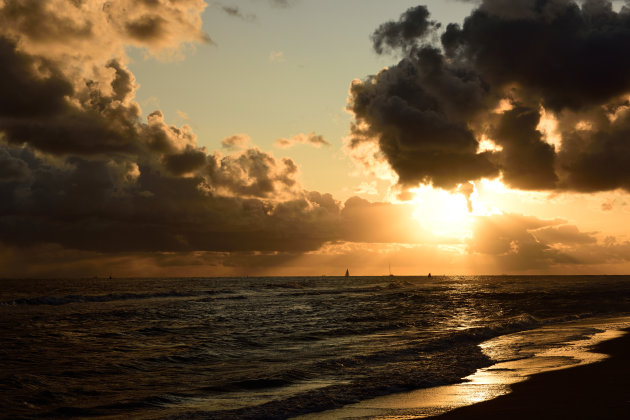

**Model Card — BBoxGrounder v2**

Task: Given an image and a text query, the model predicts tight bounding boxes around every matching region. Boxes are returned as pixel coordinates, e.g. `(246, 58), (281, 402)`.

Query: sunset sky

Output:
(3, 0), (630, 277)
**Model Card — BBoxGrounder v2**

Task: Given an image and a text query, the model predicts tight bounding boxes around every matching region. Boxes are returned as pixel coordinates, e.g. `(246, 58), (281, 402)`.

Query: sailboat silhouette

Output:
(345, 268), (349, 277)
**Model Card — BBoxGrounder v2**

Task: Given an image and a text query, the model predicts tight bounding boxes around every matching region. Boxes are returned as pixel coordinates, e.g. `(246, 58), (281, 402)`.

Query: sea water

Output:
(2, 275), (630, 419)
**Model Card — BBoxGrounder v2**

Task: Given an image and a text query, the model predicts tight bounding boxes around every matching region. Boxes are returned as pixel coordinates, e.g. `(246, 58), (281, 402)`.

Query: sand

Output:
(429, 327), (630, 420)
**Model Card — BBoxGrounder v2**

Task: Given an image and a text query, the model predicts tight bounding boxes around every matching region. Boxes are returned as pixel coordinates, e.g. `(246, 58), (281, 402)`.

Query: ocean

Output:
(2, 275), (630, 419)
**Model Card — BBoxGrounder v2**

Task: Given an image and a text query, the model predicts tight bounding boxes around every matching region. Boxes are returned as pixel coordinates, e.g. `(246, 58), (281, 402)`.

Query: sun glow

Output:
(410, 185), (476, 240)
(477, 135), (503, 153)
(409, 182), (506, 240)
(537, 107), (562, 150)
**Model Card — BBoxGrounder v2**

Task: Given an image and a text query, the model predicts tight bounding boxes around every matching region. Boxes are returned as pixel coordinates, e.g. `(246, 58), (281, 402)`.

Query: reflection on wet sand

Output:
(294, 318), (630, 420)
(294, 366), (512, 419)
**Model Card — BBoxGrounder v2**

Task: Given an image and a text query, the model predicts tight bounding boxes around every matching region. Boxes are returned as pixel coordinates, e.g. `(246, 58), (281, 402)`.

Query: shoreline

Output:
(293, 318), (630, 420)
(429, 327), (630, 419)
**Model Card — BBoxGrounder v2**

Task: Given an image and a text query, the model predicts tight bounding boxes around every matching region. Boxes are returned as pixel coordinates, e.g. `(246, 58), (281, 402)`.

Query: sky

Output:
(2, 0), (630, 277)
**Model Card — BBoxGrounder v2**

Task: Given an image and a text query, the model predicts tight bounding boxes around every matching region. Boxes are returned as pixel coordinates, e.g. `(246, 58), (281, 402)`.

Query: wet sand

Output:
(430, 327), (630, 420)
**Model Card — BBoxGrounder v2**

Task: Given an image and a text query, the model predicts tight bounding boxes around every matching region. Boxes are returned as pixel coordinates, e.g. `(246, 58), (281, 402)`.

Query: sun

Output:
(409, 185), (476, 240)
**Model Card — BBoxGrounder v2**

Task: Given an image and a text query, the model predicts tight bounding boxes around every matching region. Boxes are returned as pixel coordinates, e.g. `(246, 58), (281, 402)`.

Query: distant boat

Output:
(428, 273), (432, 278)
(389, 263), (394, 277)
(345, 268), (349, 277)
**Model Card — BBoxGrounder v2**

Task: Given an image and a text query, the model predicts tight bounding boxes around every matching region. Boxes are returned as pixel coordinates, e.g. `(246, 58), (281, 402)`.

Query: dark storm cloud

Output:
(491, 106), (558, 190)
(0, 37), (72, 119)
(442, 0), (630, 111)
(0, 37), (142, 156)
(0, 148), (30, 182)
(556, 105), (630, 191)
(349, 0), (630, 193)
(0, 143), (333, 253)
(348, 46), (497, 189)
(163, 146), (208, 176)
(372, 5), (441, 54)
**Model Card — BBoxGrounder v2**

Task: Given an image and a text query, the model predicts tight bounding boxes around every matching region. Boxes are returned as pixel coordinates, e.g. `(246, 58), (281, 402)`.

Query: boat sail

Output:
(345, 268), (349, 277)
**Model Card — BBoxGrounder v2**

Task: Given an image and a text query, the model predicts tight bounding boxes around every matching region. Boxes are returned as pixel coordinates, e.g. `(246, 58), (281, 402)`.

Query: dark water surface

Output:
(2, 276), (630, 419)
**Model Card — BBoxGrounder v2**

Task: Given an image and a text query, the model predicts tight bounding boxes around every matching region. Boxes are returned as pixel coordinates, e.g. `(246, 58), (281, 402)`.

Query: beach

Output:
(430, 327), (630, 420)
(3, 276), (630, 419)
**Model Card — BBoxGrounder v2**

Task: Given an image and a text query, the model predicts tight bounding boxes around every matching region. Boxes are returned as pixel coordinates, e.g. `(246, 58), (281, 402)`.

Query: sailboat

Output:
(389, 263), (394, 277)
(345, 268), (349, 277)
